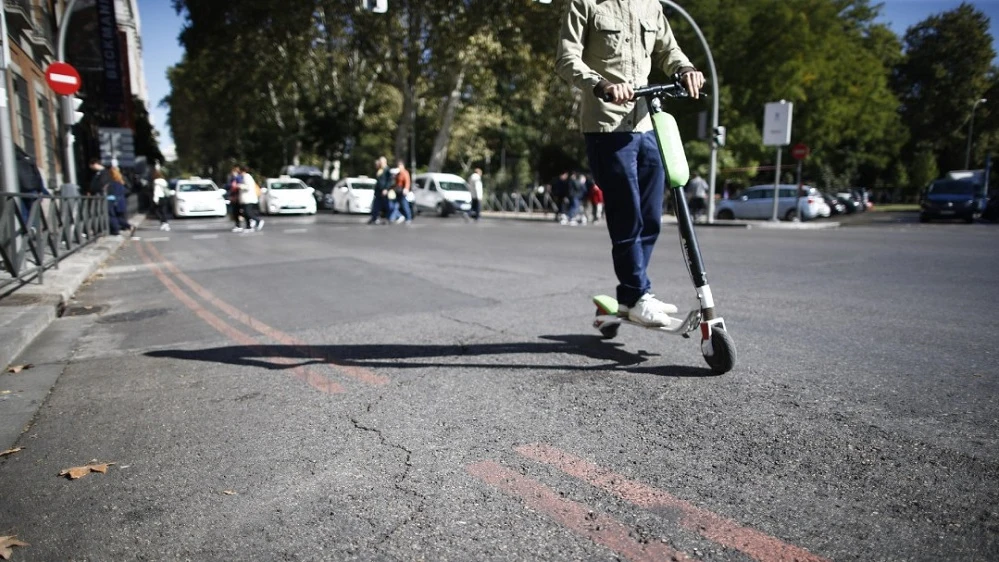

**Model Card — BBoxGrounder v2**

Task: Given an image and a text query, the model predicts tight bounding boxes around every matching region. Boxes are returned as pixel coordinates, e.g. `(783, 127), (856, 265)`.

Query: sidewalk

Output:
(0, 221), (141, 372)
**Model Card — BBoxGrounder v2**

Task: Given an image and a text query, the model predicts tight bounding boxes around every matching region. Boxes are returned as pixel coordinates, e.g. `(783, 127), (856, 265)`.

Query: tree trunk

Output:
(428, 67), (465, 173)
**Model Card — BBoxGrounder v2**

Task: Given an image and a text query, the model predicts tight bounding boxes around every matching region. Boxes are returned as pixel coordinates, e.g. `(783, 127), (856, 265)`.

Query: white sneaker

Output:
(255, 219), (265, 231)
(163, 223), (170, 231)
(627, 294), (680, 327)
(232, 226), (244, 233)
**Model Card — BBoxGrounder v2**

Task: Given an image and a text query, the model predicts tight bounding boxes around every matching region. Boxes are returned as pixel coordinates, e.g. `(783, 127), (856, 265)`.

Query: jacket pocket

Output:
(640, 18), (658, 54)
(591, 14), (622, 60)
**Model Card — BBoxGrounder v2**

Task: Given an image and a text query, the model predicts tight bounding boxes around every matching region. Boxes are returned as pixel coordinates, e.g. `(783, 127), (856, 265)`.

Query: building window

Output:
(13, 74), (36, 159)
(39, 95), (58, 187)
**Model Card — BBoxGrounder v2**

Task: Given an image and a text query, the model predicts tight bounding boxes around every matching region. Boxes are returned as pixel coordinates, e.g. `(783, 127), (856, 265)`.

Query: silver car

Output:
(715, 184), (828, 221)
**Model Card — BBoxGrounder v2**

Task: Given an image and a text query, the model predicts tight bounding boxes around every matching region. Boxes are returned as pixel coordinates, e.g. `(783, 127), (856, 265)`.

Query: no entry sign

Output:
(791, 143), (810, 160)
(45, 62), (81, 96)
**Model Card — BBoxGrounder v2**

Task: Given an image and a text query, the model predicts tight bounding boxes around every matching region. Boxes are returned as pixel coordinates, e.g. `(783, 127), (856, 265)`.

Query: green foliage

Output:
(162, 0), (998, 197)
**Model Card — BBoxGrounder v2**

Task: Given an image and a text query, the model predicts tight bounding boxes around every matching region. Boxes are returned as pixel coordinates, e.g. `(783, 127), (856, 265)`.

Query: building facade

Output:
(3, 0), (148, 191)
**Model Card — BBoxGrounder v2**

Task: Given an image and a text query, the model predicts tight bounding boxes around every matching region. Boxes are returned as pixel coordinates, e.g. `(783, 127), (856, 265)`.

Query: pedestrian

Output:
(369, 156), (391, 225)
(394, 159), (413, 224)
(551, 170), (572, 224)
(226, 166), (243, 230)
(466, 167), (484, 221)
(556, 0), (705, 327)
(86, 158), (110, 197)
(106, 166), (134, 237)
(588, 180), (604, 224)
(566, 172), (588, 225)
(15, 146), (48, 229)
(685, 171), (709, 222)
(236, 166), (263, 231)
(151, 169), (171, 231)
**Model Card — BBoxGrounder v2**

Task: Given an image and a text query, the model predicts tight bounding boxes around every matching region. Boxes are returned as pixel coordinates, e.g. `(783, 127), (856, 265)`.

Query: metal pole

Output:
(58, 0), (81, 187)
(0, 7), (19, 196)
(659, 1), (720, 223)
(771, 149), (781, 221)
(965, 98), (987, 170)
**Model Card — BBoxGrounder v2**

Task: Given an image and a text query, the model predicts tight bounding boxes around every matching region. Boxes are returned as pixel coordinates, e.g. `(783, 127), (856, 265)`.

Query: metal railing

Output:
(483, 192), (561, 215)
(0, 192), (108, 291)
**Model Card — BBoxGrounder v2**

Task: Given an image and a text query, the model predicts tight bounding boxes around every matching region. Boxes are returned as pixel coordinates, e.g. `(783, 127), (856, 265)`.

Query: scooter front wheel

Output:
(703, 327), (737, 374)
(594, 309), (620, 339)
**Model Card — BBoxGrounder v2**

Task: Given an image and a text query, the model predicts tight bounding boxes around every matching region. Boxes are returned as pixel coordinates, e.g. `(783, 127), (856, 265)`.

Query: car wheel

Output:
(717, 209), (734, 221)
(784, 208), (798, 221)
(436, 202), (447, 217)
(964, 214), (975, 224)
(919, 214), (930, 223)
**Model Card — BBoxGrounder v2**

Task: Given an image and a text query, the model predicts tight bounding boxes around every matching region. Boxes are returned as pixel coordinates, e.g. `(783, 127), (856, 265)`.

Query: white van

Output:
(412, 172), (472, 217)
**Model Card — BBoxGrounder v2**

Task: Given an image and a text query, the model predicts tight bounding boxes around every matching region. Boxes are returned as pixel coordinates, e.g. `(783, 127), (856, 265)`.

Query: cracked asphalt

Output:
(0, 211), (996, 561)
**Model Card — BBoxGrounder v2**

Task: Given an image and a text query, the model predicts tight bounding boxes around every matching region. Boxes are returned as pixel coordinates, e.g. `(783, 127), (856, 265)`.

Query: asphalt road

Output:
(1, 210), (996, 561)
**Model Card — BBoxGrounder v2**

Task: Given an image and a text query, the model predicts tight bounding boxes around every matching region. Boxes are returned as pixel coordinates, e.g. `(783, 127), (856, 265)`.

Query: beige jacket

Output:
(556, 0), (693, 133)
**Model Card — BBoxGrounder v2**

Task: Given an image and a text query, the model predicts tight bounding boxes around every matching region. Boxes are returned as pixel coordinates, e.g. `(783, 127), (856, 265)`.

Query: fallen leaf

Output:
(221, 490), (237, 496)
(59, 462), (116, 479)
(0, 535), (28, 560)
(0, 447), (23, 457)
(6, 364), (32, 374)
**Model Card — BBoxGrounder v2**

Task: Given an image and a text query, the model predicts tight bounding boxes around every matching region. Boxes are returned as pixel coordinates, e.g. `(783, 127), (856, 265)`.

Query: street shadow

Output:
(146, 334), (719, 378)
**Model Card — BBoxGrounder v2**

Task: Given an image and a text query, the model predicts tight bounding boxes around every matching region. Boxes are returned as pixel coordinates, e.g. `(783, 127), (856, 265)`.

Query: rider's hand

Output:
(595, 80), (634, 105)
(681, 70), (706, 99)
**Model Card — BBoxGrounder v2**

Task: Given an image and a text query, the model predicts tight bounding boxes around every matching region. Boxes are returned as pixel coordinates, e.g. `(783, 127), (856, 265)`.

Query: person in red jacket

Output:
(588, 181), (604, 224)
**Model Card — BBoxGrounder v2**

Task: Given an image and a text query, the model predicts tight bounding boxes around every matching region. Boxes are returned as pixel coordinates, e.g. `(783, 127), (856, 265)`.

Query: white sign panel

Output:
(98, 127), (136, 167)
(763, 101), (793, 147)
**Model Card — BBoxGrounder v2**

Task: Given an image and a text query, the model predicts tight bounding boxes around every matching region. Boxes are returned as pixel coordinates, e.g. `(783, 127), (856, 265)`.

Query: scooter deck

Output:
(592, 295), (701, 334)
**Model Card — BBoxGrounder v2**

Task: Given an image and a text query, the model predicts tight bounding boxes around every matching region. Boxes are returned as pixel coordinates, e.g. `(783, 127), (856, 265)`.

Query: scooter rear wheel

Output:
(704, 327), (736, 374)
(595, 309), (620, 339)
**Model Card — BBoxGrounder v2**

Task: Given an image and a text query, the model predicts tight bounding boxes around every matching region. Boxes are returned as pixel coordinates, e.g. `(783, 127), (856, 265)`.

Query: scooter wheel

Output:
(703, 327), (737, 374)
(595, 310), (619, 339)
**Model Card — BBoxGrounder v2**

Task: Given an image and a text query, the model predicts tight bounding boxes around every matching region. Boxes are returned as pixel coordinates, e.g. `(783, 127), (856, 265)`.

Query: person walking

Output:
(86, 158), (110, 197)
(15, 146), (48, 229)
(685, 171), (709, 222)
(556, 0), (705, 327)
(226, 166), (243, 231)
(369, 157), (392, 225)
(236, 166), (263, 231)
(106, 166), (134, 237)
(588, 180), (604, 224)
(466, 167), (484, 221)
(151, 169), (171, 231)
(394, 159), (413, 224)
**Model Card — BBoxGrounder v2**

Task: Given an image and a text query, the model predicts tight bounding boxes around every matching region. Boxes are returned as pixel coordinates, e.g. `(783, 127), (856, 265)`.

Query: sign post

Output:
(763, 101), (793, 221)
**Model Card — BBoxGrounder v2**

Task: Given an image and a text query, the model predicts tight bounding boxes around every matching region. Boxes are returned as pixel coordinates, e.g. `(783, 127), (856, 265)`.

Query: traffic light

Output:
(712, 125), (726, 148)
(63, 95), (84, 125)
(360, 0), (387, 12)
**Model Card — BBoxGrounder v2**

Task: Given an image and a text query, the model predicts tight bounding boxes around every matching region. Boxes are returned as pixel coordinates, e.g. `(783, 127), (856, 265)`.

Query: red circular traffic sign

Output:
(791, 143), (810, 160)
(45, 62), (81, 96)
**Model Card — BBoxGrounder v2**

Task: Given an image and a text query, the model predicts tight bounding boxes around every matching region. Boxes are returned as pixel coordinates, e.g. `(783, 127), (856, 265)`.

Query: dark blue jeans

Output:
(585, 131), (665, 307)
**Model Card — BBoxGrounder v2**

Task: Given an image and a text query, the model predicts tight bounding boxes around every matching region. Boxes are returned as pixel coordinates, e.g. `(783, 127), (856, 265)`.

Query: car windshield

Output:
(928, 180), (974, 195)
(438, 180), (468, 192)
(350, 181), (375, 190)
(178, 183), (216, 192)
(270, 181), (306, 190)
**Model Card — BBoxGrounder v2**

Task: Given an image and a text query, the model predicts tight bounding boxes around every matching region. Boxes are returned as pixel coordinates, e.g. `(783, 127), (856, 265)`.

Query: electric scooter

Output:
(591, 77), (737, 374)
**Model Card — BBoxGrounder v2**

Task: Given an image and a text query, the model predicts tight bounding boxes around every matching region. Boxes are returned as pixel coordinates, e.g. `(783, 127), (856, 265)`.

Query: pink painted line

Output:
(467, 461), (692, 562)
(137, 244), (345, 395)
(515, 443), (830, 562)
(145, 244), (388, 387)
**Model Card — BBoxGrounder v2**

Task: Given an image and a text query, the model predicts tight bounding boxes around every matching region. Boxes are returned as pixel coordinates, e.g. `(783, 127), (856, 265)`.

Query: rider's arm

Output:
(555, 0), (605, 99)
(649, 11), (704, 98)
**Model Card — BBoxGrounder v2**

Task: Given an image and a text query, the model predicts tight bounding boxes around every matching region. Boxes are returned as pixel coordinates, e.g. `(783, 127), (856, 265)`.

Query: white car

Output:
(412, 172), (472, 217)
(259, 177), (317, 215)
(331, 176), (376, 214)
(170, 178), (227, 218)
(715, 184), (828, 221)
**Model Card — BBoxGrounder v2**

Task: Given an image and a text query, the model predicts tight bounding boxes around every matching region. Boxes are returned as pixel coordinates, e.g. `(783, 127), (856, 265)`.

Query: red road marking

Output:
(136, 244), (345, 394)
(467, 461), (692, 562)
(516, 443), (830, 562)
(144, 243), (387, 387)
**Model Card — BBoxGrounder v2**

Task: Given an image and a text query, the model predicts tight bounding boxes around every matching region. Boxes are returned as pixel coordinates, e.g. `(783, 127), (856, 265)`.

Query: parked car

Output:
(715, 184), (826, 221)
(835, 192), (863, 214)
(412, 172), (472, 217)
(169, 177), (227, 218)
(919, 178), (986, 223)
(821, 191), (847, 216)
(330, 176), (376, 214)
(259, 177), (317, 215)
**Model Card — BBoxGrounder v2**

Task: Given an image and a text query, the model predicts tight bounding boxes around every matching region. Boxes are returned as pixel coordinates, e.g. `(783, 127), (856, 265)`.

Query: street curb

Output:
(0, 223), (139, 371)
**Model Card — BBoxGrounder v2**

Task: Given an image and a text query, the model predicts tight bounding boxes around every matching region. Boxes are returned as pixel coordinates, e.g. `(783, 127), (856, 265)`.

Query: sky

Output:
(135, 0), (999, 162)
